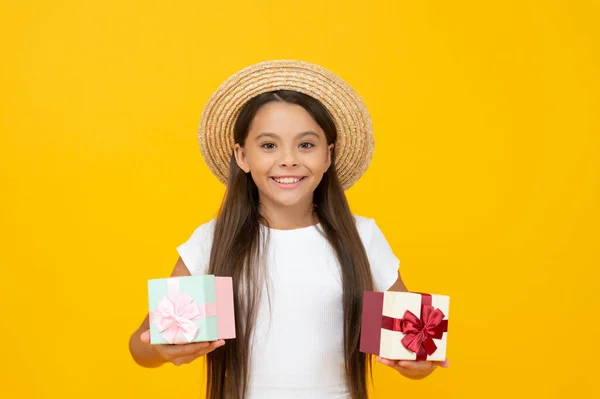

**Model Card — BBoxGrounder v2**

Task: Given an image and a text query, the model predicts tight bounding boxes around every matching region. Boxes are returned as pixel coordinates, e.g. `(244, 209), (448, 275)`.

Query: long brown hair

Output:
(206, 90), (374, 399)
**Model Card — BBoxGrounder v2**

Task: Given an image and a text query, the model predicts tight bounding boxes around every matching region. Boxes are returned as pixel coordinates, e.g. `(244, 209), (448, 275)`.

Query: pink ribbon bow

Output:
(150, 292), (205, 344)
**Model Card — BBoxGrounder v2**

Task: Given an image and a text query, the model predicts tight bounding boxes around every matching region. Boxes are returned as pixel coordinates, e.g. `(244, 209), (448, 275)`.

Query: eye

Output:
(261, 142), (276, 149)
(299, 142), (314, 149)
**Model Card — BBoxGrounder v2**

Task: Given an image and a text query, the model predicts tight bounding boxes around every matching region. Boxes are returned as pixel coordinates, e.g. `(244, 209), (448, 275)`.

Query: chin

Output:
(258, 187), (311, 208)
(269, 195), (308, 208)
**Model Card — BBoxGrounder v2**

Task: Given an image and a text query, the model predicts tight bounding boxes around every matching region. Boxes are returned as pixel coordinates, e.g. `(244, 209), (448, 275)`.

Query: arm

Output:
(387, 271), (408, 292)
(128, 257), (224, 367)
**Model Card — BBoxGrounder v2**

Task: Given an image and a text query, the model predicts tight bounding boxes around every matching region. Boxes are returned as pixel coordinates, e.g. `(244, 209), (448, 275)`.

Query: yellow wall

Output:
(2, 1), (599, 397)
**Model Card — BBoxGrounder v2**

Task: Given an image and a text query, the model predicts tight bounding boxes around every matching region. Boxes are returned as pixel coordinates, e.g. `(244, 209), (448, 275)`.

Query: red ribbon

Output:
(381, 293), (448, 360)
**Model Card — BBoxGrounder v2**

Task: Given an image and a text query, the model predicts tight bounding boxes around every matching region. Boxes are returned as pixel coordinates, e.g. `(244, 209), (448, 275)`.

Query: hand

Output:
(140, 330), (225, 366)
(376, 356), (449, 380)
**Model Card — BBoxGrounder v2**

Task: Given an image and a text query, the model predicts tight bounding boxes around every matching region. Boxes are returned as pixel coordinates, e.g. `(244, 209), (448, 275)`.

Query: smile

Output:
(270, 176), (306, 184)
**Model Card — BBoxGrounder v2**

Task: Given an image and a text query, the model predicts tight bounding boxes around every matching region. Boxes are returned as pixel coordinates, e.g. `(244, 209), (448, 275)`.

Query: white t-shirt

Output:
(177, 215), (399, 399)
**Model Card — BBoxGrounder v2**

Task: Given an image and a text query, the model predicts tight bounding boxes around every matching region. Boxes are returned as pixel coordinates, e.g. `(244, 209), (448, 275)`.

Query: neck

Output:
(259, 197), (317, 230)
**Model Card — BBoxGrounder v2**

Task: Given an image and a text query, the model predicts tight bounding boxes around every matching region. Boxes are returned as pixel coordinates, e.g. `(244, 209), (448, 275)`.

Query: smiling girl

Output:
(129, 60), (448, 399)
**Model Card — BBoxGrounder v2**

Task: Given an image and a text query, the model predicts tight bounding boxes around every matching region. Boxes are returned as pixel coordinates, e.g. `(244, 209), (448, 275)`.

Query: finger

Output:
(170, 341), (225, 365)
(435, 358), (450, 368)
(171, 354), (201, 366)
(140, 330), (150, 344)
(174, 339), (225, 357)
(376, 357), (409, 372)
(160, 341), (213, 357)
(376, 358), (411, 375)
(196, 340), (226, 356)
(397, 360), (437, 372)
(375, 356), (395, 367)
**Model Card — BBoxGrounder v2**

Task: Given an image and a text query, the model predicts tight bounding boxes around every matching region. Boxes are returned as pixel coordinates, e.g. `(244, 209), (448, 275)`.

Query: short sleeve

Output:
(176, 219), (216, 276)
(356, 216), (400, 292)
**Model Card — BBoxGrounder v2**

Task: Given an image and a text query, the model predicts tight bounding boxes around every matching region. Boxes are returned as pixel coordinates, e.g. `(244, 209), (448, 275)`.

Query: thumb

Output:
(140, 330), (150, 344)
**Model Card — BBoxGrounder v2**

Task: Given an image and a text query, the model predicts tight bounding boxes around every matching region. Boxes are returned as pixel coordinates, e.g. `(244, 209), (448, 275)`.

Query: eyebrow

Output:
(255, 131), (321, 141)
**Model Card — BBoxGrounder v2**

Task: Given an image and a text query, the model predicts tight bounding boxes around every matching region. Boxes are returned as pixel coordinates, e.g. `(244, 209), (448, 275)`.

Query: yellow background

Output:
(1, 1), (599, 398)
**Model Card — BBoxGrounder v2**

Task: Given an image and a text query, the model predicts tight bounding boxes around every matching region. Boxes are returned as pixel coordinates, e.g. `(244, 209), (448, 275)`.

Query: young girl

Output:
(129, 60), (448, 399)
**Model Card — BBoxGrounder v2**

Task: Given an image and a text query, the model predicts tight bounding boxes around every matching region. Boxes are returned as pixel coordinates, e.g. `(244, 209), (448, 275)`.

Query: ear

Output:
(234, 143), (251, 173)
(325, 143), (334, 169)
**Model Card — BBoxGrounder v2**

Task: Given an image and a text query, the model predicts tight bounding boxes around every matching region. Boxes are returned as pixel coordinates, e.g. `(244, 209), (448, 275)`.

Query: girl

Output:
(129, 60), (448, 399)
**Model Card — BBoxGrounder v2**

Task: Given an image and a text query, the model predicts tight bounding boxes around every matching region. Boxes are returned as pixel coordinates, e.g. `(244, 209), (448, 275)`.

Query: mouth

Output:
(270, 176), (307, 184)
(269, 176), (307, 190)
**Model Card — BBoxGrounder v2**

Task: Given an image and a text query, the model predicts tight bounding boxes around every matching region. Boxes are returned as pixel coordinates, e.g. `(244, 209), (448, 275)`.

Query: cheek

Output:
(246, 152), (273, 175)
(305, 152), (330, 174)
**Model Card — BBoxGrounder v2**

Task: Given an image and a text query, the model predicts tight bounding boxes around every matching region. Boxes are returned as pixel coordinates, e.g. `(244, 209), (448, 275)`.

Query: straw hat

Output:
(197, 60), (374, 191)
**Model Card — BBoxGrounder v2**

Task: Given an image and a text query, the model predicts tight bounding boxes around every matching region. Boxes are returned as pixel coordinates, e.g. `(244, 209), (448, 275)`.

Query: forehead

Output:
(248, 102), (323, 135)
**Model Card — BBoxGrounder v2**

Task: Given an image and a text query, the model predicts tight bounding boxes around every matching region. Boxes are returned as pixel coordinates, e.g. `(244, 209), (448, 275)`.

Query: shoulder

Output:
(181, 218), (217, 253)
(353, 214), (374, 227)
(187, 218), (217, 239)
(352, 214), (400, 291)
(176, 218), (217, 275)
(352, 214), (398, 248)
(352, 214), (393, 251)
(352, 214), (380, 242)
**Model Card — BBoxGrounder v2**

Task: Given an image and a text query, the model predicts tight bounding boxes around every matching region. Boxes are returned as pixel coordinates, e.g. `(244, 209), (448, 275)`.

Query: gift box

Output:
(360, 291), (449, 361)
(148, 275), (235, 344)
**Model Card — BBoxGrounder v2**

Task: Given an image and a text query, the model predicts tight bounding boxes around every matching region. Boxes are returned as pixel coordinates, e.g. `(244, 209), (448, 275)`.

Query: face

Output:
(234, 101), (334, 209)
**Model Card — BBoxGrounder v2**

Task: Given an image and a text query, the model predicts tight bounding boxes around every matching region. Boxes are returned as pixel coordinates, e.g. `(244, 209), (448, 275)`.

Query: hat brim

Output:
(198, 60), (374, 191)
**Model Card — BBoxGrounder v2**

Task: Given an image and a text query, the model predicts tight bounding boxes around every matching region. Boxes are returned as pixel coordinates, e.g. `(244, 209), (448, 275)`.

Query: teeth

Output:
(274, 177), (301, 184)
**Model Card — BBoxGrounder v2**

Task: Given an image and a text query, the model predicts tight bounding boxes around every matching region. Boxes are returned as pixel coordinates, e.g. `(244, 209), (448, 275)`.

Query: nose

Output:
(279, 148), (298, 167)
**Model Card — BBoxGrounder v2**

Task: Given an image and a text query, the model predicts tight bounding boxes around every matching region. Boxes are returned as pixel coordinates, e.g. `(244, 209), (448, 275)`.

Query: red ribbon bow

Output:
(381, 294), (448, 360)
